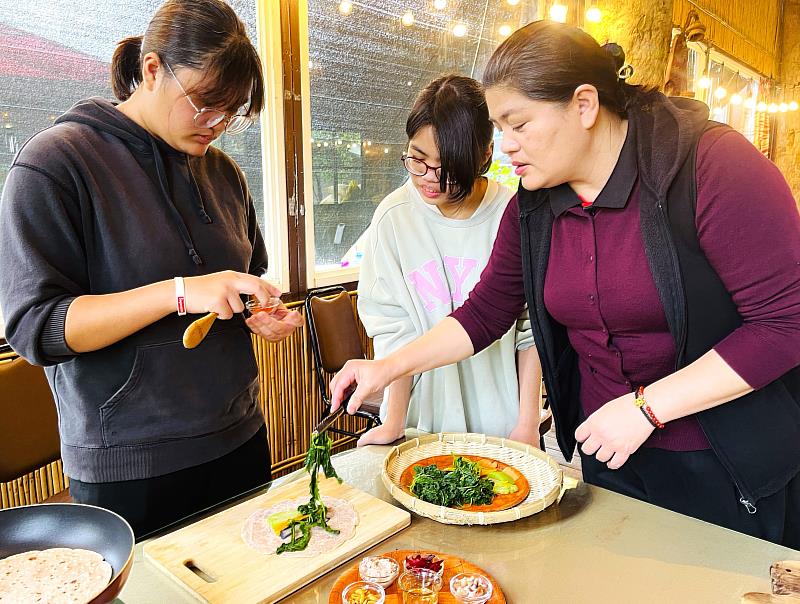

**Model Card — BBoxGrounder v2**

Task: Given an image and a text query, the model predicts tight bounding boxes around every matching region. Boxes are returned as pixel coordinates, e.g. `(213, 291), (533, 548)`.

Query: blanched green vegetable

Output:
(409, 455), (495, 508)
(276, 432), (343, 554)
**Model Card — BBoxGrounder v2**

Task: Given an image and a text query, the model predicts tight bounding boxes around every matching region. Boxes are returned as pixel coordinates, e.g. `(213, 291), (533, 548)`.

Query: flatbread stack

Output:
(0, 548), (112, 604)
(241, 496), (358, 558)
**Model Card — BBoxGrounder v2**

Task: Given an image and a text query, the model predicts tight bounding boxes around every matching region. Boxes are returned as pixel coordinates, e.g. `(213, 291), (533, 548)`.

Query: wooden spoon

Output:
(182, 312), (218, 349)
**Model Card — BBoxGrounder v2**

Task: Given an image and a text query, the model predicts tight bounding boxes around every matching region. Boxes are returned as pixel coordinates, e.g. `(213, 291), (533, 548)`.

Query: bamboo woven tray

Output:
(381, 433), (563, 525)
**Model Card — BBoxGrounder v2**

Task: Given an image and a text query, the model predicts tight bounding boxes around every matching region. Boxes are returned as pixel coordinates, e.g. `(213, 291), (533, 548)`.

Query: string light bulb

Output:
(768, 103), (779, 113)
(730, 93), (742, 105)
(549, 2), (568, 22)
(790, 101), (799, 111)
(698, 76), (711, 89)
(714, 87), (727, 100)
(586, 6), (602, 23)
(452, 23), (467, 37)
(507, 0), (520, 5)
(434, 0), (446, 9)
(779, 102), (788, 112)
(338, 0), (353, 15)
(401, 10), (414, 26)
(757, 101), (768, 112)
(499, 24), (512, 37)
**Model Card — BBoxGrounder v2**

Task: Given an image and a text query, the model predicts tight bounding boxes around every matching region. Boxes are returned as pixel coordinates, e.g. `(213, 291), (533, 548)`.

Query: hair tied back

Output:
(601, 42), (634, 82)
(617, 63), (635, 81)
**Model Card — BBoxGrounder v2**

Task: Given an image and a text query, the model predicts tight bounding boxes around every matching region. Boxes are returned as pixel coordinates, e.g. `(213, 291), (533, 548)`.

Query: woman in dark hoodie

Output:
(330, 21), (800, 547)
(0, 0), (303, 537)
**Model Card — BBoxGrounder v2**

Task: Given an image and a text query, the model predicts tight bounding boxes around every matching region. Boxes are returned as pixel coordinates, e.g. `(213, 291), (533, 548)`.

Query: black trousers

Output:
(580, 446), (800, 549)
(70, 426), (271, 539)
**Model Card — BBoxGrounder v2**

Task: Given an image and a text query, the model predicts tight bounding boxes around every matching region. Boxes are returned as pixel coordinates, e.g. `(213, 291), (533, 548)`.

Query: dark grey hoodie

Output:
(0, 98), (268, 482)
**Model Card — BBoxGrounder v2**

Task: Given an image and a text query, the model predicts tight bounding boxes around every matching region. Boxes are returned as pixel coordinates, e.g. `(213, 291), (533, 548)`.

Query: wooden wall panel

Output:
(672, 0), (782, 76)
(0, 460), (67, 509)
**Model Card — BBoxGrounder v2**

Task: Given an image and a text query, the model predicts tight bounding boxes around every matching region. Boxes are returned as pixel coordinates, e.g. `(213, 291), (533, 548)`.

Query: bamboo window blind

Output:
(672, 0), (782, 77)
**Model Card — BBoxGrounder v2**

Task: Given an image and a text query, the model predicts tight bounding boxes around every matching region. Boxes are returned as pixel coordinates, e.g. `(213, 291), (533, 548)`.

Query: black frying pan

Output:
(0, 503), (135, 603)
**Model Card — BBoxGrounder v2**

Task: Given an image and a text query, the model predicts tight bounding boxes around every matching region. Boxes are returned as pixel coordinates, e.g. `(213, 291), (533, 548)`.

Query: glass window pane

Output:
(0, 1), (266, 228)
(306, 1), (540, 273)
(687, 46), (761, 144)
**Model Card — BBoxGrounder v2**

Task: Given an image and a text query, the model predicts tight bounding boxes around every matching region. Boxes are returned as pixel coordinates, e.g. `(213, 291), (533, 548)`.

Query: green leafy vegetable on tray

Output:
(409, 455), (495, 508)
(276, 431), (342, 554)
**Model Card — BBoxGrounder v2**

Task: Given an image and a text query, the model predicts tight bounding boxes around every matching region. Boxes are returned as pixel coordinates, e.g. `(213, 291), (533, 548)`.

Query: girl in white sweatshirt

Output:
(357, 75), (543, 446)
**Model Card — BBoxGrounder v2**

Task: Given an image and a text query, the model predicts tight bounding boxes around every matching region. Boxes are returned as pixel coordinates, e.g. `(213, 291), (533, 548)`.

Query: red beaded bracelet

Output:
(634, 386), (665, 430)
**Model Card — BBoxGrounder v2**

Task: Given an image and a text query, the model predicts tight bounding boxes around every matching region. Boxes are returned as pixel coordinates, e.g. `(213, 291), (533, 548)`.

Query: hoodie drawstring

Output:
(150, 138), (204, 266)
(186, 159), (213, 224)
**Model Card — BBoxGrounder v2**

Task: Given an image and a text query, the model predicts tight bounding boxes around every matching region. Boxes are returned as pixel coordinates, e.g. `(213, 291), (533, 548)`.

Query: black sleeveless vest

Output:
(519, 122), (800, 506)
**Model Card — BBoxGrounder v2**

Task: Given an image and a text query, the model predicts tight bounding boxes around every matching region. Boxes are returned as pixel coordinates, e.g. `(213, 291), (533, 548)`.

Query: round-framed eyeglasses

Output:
(164, 61), (254, 135)
(401, 153), (442, 180)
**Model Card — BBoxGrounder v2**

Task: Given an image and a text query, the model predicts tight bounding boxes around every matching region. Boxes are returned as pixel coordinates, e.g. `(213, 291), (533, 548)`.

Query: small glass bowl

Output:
(358, 555), (400, 588)
(449, 572), (493, 604)
(403, 554), (444, 580)
(398, 569), (444, 600)
(341, 580), (386, 604)
(245, 296), (281, 315)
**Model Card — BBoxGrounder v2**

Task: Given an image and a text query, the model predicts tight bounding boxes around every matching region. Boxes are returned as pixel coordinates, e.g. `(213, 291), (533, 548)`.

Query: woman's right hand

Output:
(183, 270), (280, 319)
(330, 358), (395, 415)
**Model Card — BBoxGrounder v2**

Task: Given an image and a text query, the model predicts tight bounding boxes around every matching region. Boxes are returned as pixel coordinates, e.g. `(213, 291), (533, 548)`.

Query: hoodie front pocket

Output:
(100, 328), (259, 447)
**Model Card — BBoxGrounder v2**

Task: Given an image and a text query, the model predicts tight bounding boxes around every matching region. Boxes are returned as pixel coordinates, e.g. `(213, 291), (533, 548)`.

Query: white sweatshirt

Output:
(357, 178), (533, 436)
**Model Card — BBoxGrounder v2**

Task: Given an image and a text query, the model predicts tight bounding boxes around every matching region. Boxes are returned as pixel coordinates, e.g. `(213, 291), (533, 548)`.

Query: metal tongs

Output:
(311, 385), (356, 436)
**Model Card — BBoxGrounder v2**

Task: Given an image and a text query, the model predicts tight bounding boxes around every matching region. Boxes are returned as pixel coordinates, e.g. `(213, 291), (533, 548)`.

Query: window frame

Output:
(255, 0), (291, 293)
(296, 0), (363, 289)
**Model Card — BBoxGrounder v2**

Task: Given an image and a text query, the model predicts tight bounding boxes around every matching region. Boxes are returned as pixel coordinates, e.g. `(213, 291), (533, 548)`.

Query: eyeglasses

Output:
(401, 153), (442, 180)
(163, 61), (253, 135)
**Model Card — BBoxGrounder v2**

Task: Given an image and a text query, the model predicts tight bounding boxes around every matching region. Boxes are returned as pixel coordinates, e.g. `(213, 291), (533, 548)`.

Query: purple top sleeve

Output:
(450, 195), (527, 353)
(696, 129), (800, 389)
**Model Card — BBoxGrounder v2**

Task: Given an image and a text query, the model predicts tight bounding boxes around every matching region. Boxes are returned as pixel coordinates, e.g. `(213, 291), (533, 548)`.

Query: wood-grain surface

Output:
(143, 477), (410, 603)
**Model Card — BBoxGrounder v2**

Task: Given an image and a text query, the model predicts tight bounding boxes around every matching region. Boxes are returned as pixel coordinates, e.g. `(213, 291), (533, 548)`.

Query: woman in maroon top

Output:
(332, 21), (800, 547)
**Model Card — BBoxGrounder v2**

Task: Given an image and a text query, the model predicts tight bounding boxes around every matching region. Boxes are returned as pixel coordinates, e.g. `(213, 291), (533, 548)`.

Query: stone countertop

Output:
(118, 435), (799, 603)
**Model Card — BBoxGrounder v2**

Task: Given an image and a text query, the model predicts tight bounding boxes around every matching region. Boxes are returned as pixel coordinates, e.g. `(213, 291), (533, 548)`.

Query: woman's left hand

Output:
(245, 303), (304, 342)
(575, 392), (655, 470)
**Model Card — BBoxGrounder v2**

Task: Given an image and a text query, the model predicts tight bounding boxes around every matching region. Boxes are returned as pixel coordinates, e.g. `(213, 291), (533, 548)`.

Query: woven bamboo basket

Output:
(382, 432), (563, 525)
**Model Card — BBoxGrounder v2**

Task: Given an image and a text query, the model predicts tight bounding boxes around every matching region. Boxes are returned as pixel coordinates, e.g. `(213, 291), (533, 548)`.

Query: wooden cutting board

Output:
(143, 477), (411, 603)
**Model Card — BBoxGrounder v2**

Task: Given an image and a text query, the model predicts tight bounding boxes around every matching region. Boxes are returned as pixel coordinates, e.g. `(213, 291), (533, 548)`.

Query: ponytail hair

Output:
(483, 20), (658, 118)
(108, 0), (264, 116)
(111, 36), (143, 101)
(600, 42), (657, 116)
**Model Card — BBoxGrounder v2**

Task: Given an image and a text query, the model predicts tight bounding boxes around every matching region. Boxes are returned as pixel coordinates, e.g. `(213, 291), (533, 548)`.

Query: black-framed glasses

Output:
(401, 153), (442, 179)
(164, 61), (253, 135)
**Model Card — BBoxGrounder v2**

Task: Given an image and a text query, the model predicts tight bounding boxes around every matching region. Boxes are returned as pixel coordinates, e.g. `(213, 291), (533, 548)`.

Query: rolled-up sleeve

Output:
(0, 164), (87, 365)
